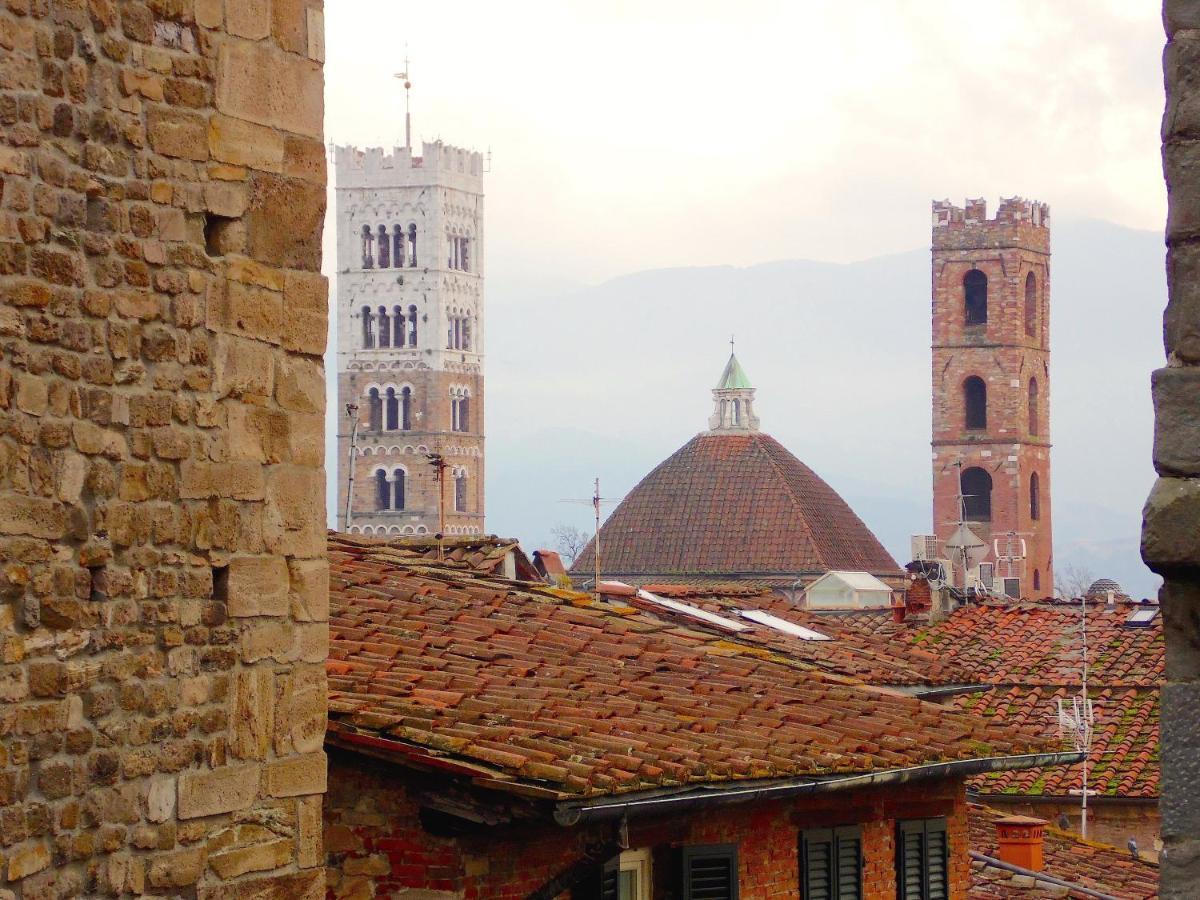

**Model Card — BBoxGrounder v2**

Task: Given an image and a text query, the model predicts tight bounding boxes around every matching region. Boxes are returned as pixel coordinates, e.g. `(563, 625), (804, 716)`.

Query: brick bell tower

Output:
(931, 197), (1053, 597)
(334, 138), (485, 537)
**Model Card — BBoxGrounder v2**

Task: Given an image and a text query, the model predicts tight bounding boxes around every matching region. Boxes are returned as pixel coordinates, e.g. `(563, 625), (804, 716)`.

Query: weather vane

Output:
(393, 49), (413, 149)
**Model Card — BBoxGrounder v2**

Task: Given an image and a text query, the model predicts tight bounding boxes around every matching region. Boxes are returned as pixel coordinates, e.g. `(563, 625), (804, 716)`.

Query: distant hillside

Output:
(477, 220), (1165, 598)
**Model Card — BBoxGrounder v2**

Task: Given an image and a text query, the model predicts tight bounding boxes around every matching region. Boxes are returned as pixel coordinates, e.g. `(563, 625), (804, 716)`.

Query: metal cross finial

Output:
(729, 335), (735, 354)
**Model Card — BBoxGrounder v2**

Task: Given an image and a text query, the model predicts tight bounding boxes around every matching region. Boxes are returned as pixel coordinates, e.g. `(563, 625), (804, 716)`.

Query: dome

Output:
(1086, 578), (1127, 599)
(570, 431), (900, 583)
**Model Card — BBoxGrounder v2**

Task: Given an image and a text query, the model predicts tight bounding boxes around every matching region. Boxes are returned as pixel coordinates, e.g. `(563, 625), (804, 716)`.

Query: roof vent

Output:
(994, 815), (1046, 872)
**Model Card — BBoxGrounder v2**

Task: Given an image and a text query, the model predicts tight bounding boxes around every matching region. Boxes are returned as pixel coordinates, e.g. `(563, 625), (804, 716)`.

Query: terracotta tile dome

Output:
(570, 429), (901, 582)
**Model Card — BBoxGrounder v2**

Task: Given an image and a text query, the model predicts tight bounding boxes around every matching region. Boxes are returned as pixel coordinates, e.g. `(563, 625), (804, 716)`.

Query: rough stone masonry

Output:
(0, 1), (328, 897)
(1146, 2), (1200, 897)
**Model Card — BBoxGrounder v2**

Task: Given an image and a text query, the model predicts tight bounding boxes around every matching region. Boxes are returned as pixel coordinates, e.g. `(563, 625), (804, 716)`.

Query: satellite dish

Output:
(944, 523), (988, 569)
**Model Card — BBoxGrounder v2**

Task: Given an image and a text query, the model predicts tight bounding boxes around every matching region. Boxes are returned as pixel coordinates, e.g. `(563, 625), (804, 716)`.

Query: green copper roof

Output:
(715, 353), (753, 390)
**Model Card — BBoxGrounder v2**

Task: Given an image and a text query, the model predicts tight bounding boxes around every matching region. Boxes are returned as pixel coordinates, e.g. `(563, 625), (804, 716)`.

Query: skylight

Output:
(737, 608), (831, 641)
(1125, 607), (1159, 627)
(635, 590), (748, 632)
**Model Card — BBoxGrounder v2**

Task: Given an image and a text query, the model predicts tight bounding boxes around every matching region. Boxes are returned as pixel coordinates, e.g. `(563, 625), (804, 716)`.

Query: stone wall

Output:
(1147, 4), (1200, 895)
(324, 750), (970, 899)
(0, 1), (327, 897)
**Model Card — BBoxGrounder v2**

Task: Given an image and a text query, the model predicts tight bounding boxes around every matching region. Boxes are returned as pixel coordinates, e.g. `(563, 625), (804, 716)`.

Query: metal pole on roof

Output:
(343, 404), (360, 532)
(593, 478), (601, 598)
(1080, 592), (1091, 838)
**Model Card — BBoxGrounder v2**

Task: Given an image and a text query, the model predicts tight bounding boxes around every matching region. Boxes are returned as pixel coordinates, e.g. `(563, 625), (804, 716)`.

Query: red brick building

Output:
(325, 537), (1075, 898)
(931, 198), (1053, 597)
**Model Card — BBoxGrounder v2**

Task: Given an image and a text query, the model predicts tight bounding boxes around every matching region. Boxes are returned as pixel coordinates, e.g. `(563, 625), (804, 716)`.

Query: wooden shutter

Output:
(682, 844), (739, 900)
(802, 827), (861, 900)
(897, 818), (949, 900)
(572, 857), (619, 900)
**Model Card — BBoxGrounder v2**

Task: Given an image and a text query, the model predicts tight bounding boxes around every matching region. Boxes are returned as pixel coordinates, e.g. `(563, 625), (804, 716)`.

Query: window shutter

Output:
(925, 819), (948, 900)
(682, 844), (738, 900)
(897, 818), (949, 900)
(572, 858), (619, 900)
(801, 829), (833, 900)
(898, 820), (925, 900)
(834, 827), (862, 900)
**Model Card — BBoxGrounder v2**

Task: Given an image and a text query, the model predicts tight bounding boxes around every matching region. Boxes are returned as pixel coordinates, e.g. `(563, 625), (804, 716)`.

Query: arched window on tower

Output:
(963, 376), (987, 430)
(450, 395), (459, 432)
(461, 237), (470, 273)
(393, 225), (405, 268)
(401, 387), (412, 430)
(1033, 569), (1041, 592)
(454, 469), (467, 512)
(377, 306), (390, 348)
(961, 467), (993, 521)
(408, 306), (418, 346)
(367, 388), (382, 431)
(460, 395), (470, 432)
(462, 317), (472, 351)
(1028, 378), (1039, 436)
(375, 470), (389, 510)
(1030, 472), (1041, 521)
(377, 225), (390, 268)
(964, 269), (988, 326)
(1024, 271), (1037, 336)
(408, 224), (417, 267)
(361, 306), (375, 349)
(392, 306), (404, 347)
(361, 225), (374, 268)
(385, 388), (398, 431)
(393, 469), (406, 511)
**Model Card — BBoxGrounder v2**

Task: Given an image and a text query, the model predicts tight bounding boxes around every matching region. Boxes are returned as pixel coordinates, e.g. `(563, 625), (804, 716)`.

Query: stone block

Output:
(244, 172), (326, 271)
(1166, 242), (1200, 364)
(180, 460), (266, 501)
(6, 842), (50, 880)
(231, 666), (273, 759)
(227, 403), (292, 464)
(274, 354), (324, 413)
(147, 107), (209, 162)
(1164, 681), (1200, 840)
(288, 413), (324, 468)
(209, 836), (293, 880)
(1143, 477), (1200, 570)
(146, 775), (175, 823)
(240, 619), (291, 664)
(196, 0), (223, 28)
(286, 665), (326, 753)
(229, 255), (287, 291)
(205, 181), (247, 218)
(297, 794), (322, 868)
(228, 555), (289, 617)
(198, 869), (323, 900)
(265, 751), (326, 798)
(0, 495), (67, 539)
(282, 270), (328, 355)
(1167, 0), (1200, 34)
(214, 334), (276, 401)
(208, 279), (283, 345)
(289, 558), (328, 622)
(1154, 367), (1200, 475)
(208, 114), (286, 173)
(1165, 36), (1200, 141)
(263, 465), (325, 557)
(216, 40), (323, 140)
(177, 763), (260, 819)
(15, 374), (48, 415)
(227, 0), (270, 40)
(306, 9), (324, 62)
(148, 846), (204, 889)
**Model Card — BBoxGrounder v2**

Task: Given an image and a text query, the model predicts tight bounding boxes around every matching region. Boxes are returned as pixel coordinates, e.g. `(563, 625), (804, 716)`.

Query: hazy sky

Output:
(325, 1), (1165, 285)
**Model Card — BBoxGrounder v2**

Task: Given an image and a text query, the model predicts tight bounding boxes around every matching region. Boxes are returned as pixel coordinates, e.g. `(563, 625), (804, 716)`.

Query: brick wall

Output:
(0, 2), (328, 897)
(931, 200), (1053, 595)
(325, 751), (970, 899)
(1146, 3), (1200, 895)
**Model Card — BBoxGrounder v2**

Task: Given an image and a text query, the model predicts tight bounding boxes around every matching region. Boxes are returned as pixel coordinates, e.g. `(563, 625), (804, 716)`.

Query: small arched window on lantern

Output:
(407, 223), (417, 267)
(961, 466), (993, 521)
(385, 388), (399, 431)
(361, 306), (375, 349)
(964, 269), (988, 326)
(1024, 271), (1037, 337)
(374, 469), (389, 510)
(367, 388), (382, 431)
(377, 306), (390, 348)
(393, 469), (406, 511)
(401, 386), (412, 431)
(377, 225), (390, 268)
(963, 376), (987, 430)
(1030, 472), (1041, 521)
(1028, 378), (1039, 436)
(361, 224), (374, 269)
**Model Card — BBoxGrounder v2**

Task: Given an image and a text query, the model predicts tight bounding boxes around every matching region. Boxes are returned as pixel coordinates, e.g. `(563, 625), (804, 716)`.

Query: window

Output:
(361, 224), (374, 268)
(374, 470), (389, 510)
(963, 376), (987, 430)
(1033, 569), (1041, 592)
(408, 305), (418, 346)
(377, 225), (390, 267)
(392, 306), (404, 347)
(961, 467), (992, 521)
(408, 223), (417, 267)
(385, 388), (398, 431)
(393, 224), (405, 267)
(1028, 378), (1039, 436)
(460, 395), (470, 432)
(393, 469), (406, 511)
(682, 845), (738, 899)
(801, 826), (861, 900)
(401, 386), (412, 430)
(576, 850), (651, 900)
(463, 316), (471, 350)
(1024, 271), (1037, 336)
(377, 306), (390, 348)
(367, 388), (382, 431)
(454, 469), (467, 512)
(361, 306), (375, 349)
(896, 818), (948, 900)
(461, 237), (470, 272)
(964, 269), (987, 325)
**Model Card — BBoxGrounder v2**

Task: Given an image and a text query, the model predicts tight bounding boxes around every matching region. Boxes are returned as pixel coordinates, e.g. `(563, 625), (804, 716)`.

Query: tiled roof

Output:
(329, 532), (540, 581)
(956, 687), (1159, 799)
(327, 542), (1060, 802)
(570, 431), (901, 580)
(825, 602), (1163, 799)
(611, 584), (973, 687)
(968, 803), (1158, 898)
(828, 603), (1164, 687)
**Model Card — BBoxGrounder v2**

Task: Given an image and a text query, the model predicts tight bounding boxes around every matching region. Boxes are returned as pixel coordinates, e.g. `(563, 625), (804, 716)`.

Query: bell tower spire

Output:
(709, 351), (760, 432)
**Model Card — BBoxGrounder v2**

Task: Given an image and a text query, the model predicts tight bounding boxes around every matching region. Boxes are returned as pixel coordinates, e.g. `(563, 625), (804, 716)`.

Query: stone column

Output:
(1144, 4), (1200, 895)
(0, 2), (328, 897)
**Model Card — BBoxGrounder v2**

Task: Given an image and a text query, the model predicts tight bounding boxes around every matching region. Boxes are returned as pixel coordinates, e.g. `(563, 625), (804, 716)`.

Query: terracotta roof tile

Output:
(570, 432), (901, 580)
(327, 541), (1062, 801)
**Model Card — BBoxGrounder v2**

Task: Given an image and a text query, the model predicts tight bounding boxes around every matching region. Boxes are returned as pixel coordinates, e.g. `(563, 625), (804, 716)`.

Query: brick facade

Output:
(1146, 2), (1200, 894)
(324, 751), (971, 899)
(931, 198), (1054, 597)
(0, 2), (328, 897)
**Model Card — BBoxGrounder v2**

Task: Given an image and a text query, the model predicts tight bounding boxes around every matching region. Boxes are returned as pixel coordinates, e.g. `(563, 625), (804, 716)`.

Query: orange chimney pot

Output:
(994, 815), (1047, 872)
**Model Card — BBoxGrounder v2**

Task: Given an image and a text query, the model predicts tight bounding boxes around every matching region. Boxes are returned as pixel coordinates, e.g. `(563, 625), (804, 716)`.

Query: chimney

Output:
(994, 815), (1047, 872)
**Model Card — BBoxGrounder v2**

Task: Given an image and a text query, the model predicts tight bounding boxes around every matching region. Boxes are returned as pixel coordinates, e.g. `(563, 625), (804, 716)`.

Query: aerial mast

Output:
(394, 52), (412, 150)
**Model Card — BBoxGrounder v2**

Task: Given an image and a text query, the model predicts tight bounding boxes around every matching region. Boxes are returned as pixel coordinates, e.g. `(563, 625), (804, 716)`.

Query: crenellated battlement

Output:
(933, 196), (1050, 230)
(335, 140), (484, 190)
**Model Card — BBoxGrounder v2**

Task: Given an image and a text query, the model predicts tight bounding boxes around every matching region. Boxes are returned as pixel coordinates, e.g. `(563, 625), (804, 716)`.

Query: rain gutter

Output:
(552, 752), (1083, 826)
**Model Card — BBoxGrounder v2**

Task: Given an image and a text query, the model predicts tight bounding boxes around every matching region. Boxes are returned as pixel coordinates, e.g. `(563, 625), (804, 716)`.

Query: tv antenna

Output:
(394, 50), (413, 150)
(1056, 592), (1095, 837)
(559, 478), (621, 597)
